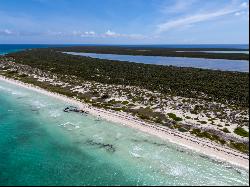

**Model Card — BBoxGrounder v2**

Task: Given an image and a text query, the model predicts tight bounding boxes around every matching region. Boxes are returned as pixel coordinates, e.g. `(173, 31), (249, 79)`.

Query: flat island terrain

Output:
(0, 0), (249, 185)
(0, 46), (249, 185)
(56, 46), (249, 60)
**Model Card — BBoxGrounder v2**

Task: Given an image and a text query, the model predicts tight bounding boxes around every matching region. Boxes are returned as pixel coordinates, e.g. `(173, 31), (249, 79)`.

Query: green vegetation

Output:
(178, 127), (189, 132)
(190, 129), (225, 144)
(6, 49), (249, 107)
(121, 101), (129, 105)
(190, 128), (248, 153)
(229, 141), (249, 153)
(222, 127), (230, 133)
(54, 46), (249, 60)
(234, 127), (249, 137)
(1, 49), (249, 154)
(167, 113), (183, 121)
(128, 107), (167, 123)
(198, 120), (207, 124)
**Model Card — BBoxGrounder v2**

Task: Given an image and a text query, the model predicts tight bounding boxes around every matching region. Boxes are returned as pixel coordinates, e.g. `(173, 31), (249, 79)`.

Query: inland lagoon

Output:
(64, 52), (249, 72)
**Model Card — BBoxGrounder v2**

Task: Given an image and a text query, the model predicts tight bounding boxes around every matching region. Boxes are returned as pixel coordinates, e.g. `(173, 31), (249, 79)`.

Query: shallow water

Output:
(0, 80), (249, 186)
(176, 51), (249, 54)
(65, 52), (249, 72)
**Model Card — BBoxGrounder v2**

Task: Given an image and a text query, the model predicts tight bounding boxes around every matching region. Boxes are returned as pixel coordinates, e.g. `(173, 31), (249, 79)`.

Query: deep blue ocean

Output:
(0, 44), (67, 55)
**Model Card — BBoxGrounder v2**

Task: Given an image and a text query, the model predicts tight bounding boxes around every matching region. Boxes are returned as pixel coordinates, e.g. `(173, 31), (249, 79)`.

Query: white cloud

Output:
(72, 30), (96, 37)
(162, 0), (197, 13)
(235, 12), (241, 16)
(238, 1), (249, 17)
(103, 30), (146, 39)
(240, 2), (249, 8)
(157, 1), (249, 33)
(81, 31), (96, 37)
(4, 29), (12, 35)
(234, 11), (246, 16)
(0, 29), (14, 35)
(104, 30), (121, 37)
(86, 31), (95, 35)
(0, 27), (146, 40)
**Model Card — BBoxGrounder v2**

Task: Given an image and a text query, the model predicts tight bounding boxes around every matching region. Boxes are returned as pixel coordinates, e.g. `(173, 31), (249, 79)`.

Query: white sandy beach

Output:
(0, 75), (249, 170)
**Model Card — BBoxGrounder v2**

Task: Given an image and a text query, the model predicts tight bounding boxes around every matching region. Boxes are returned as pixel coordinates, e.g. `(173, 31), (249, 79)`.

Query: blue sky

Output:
(0, 0), (249, 44)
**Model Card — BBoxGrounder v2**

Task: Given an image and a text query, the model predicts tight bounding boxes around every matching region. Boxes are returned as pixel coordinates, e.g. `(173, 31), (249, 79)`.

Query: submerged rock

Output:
(85, 139), (116, 153)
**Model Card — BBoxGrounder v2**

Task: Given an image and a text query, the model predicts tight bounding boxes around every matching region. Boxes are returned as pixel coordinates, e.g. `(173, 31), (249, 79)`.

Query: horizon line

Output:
(0, 43), (249, 45)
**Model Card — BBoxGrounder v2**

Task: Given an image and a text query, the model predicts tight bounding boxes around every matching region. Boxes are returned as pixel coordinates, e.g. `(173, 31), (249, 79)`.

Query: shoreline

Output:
(0, 75), (249, 170)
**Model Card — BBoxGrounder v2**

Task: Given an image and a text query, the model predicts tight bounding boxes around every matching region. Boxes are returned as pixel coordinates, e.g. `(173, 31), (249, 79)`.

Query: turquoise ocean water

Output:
(0, 80), (249, 186)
